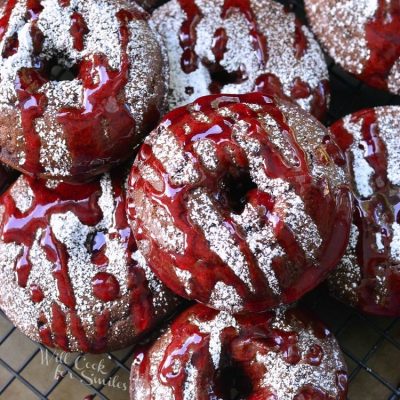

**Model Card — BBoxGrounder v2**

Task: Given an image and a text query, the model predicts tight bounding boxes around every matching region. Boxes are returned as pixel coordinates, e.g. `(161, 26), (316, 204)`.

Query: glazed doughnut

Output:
(126, 93), (352, 313)
(329, 106), (400, 316)
(130, 304), (348, 400)
(0, 0), (167, 181)
(304, 0), (400, 94)
(0, 170), (181, 352)
(151, 0), (329, 120)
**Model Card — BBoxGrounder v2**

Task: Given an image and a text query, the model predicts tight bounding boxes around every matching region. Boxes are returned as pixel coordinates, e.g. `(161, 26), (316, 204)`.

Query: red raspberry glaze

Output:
(130, 304), (348, 400)
(127, 93), (352, 313)
(0, 169), (181, 352)
(329, 106), (400, 316)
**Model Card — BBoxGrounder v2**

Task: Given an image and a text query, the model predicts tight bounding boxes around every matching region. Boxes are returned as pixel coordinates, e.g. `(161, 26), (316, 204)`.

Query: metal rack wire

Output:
(1, 0), (400, 399)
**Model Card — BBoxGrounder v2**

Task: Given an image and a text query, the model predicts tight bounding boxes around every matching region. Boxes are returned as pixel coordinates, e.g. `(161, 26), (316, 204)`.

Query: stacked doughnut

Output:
(0, 0), (399, 398)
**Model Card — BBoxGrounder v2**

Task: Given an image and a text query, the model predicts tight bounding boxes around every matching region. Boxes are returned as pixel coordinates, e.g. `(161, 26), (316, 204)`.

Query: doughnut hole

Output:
(214, 363), (253, 400)
(216, 168), (257, 215)
(43, 56), (80, 81)
(205, 61), (248, 94)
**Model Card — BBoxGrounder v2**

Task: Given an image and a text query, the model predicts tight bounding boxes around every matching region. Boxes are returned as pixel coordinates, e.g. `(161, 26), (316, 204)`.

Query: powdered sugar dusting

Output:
(391, 223), (400, 263)
(10, 177), (33, 213)
(193, 139), (218, 171)
(305, 0), (378, 75)
(388, 59), (400, 95)
(133, 189), (186, 254)
(174, 267), (192, 295)
(342, 114), (374, 198)
(208, 281), (243, 313)
(188, 188), (254, 292)
(328, 224), (361, 305)
(376, 107), (400, 186)
(152, 125), (200, 185)
(232, 204), (283, 296)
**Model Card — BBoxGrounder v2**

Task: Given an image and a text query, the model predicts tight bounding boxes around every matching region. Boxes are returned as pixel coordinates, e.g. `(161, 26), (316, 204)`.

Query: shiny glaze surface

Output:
(127, 93), (352, 313)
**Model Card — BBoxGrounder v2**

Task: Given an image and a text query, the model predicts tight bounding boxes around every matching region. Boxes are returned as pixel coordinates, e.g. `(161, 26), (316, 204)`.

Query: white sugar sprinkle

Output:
(342, 114), (374, 198)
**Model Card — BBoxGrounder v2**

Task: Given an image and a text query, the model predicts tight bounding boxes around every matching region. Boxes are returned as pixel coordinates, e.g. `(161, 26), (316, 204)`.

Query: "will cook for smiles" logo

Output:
(40, 348), (128, 392)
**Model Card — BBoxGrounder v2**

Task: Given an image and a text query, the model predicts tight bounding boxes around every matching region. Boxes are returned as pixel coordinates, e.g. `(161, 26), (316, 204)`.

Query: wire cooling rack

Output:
(1, 0), (400, 399)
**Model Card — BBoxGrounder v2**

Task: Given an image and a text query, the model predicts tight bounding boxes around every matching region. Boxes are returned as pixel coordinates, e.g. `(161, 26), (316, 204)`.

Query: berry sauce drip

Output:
(70, 11), (89, 51)
(129, 93), (352, 312)
(131, 306), (348, 400)
(0, 0), (18, 42)
(92, 271), (120, 302)
(177, 0), (202, 73)
(30, 283), (44, 303)
(362, 0), (400, 90)
(2, 32), (19, 58)
(330, 109), (400, 316)
(0, 171), (156, 351)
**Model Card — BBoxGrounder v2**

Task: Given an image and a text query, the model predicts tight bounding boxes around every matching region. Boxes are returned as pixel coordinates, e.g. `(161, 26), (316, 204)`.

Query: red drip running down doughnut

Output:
(130, 304), (348, 400)
(126, 92), (353, 313)
(150, 0), (329, 120)
(329, 106), (400, 317)
(0, 169), (181, 352)
(305, 0), (400, 95)
(0, 0), (167, 181)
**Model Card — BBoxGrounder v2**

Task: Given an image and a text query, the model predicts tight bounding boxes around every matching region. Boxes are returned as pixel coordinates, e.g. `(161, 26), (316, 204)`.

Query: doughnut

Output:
(126, 93), (352, 313)
(0, 170), (181, 352)
(0, 0), (167, 181)
(130, 304), (348, 400)
(328, 106), (400, 316)
(304, 0), (400, 94)
(150, 0), (330, 120)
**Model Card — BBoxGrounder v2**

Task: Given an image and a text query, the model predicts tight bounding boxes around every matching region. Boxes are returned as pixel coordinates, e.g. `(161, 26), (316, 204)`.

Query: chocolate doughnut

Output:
(151, 0), (330, 120)
(130, 304), (348, 400)
(0, 170), (181, 352)
(329, 106), (400, 316)
(305, 0), (400, 94)
(127, 93), (352, 313)
(0, 0), (167, 181)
